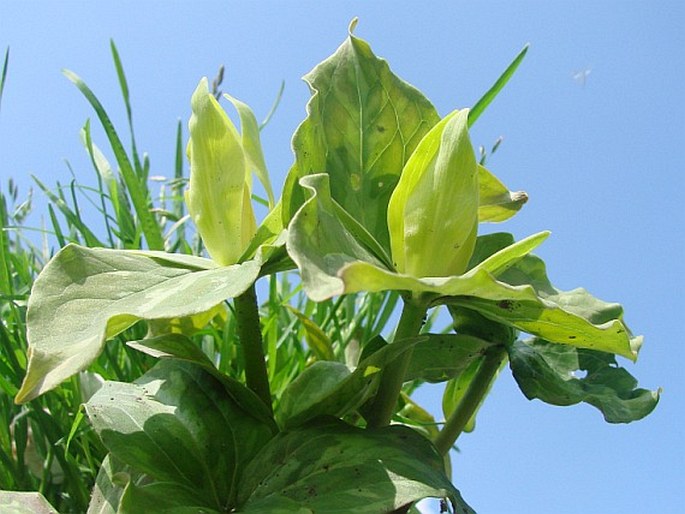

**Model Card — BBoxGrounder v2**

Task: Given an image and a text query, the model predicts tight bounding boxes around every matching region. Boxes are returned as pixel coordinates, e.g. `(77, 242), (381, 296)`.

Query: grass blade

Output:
(469, 43), (529, 126)
(33, 176), (103, 247)
(63, 69), (164, 250)
(110, 40), (144, 178)
(0, 47), (8, 113)
(260, 80), (285, 131)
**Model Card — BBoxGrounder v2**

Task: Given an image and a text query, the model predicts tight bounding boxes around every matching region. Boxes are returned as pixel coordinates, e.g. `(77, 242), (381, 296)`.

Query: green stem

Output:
(433, 345), (507, 455)
(366, 296), (428, 428)
(234, 283), (273, 415)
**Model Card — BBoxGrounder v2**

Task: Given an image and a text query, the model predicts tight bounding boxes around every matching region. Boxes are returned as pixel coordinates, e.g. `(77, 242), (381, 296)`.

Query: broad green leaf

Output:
(278, 361), (350, 427)
(339, 232), (548, 299)
(186, 78), (256, 266)
(236, 418), (473, 513)
(450, 304), (518, 345)
(239, 496), (313, 513)
(118, 481), (223, 514)
(447, 295), (637, 360)
(466, 232), (516, 270)
(388, 109), (479, 277)
(405, 334), (492, 383)
(477, 164), (528, 222)
(15, 245), (260, 403)
(85, 360), (274, 511)
(224, 92), (275, 207)
(282, 21), (441, 248)
(126, 334), (276, 428)
(0, 492), (58, 514)
(278, 335), (424, 428)
(508, 338), (659, 423)
(447, 253), (640, 360)
(145, 302), (226, 338)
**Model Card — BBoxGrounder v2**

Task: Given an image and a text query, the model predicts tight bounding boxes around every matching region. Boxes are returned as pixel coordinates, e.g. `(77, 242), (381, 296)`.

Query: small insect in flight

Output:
(572, 68), (592, 87)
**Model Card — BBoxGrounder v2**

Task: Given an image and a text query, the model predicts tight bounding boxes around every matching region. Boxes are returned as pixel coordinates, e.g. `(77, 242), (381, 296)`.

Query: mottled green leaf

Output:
(85, 360), (274, 511)
(118, 481), (222, 514)
(447, 253), (640, 360)
(237, 418), (473, 514)
(448, 295), (636, 360)
(239, 496), (313, 514)
(405, 334), (492, 383)
(16, 245), (260, 403)
(282, 22), (441, 248)
(0, 492), (58, 514)
(127, 334), (276, 429)
(508, 338), (659, 423)
(278, 336), (424, 428)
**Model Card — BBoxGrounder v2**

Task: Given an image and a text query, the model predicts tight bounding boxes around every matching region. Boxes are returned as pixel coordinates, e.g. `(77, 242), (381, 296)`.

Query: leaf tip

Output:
(348, 17), (359, 35)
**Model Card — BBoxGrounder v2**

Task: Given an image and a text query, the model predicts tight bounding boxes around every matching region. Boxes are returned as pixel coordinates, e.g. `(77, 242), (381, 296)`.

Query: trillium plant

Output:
(7, 20), (658, 513)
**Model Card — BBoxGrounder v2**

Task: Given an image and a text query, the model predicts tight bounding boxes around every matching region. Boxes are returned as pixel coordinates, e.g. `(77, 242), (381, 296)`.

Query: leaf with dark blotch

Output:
(508, 338), (659, 423)
(236, 418), (474, 514)
(85, 359), (275, 511)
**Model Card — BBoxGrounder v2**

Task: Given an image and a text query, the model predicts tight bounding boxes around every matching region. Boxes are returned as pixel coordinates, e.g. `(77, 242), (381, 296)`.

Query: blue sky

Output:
(1, 2), (683, 513)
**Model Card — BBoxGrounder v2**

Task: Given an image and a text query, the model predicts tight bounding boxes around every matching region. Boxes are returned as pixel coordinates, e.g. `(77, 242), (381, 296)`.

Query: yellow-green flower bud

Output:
(387, 109), (478, 278)
(186, 78), (257, 266)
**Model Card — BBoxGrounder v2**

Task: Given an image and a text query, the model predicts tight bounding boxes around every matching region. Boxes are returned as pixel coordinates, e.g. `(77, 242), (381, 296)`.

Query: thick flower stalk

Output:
(186, 77), (257, 266)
